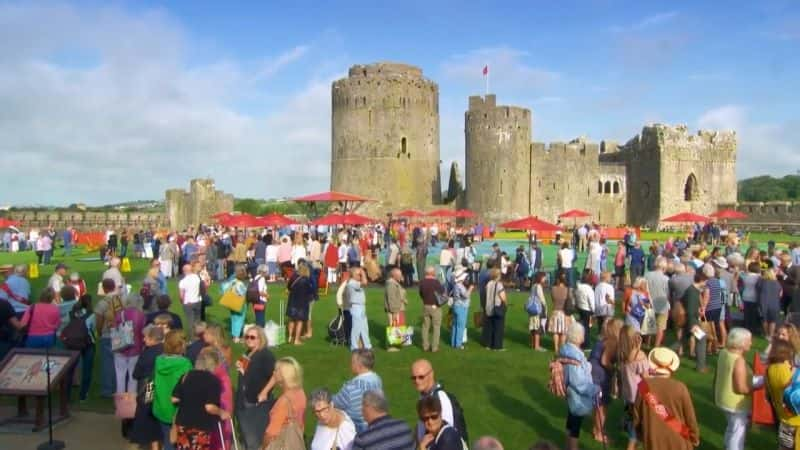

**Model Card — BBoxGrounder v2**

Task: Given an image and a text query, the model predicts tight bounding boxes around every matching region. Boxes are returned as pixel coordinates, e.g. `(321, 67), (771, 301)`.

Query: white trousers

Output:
(723, 410), (749, 450)
(114, 353), (139, 394)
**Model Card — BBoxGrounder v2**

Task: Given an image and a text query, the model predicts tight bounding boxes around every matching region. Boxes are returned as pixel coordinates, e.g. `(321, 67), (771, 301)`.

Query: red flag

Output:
(482, 65), (488, 76)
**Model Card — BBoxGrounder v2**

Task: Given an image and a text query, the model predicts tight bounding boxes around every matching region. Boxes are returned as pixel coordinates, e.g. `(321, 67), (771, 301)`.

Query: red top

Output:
(21, 303), (61, 337)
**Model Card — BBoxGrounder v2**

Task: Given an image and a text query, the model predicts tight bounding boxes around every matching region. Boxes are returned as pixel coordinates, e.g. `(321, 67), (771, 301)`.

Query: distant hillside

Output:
(738, 175), (800, 202)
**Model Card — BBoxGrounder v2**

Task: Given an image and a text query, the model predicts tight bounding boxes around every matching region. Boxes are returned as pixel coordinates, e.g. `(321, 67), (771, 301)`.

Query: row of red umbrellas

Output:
(661, 209), (748, 223)
(0, 218), (21, 228)
(395, 209), (476, 218)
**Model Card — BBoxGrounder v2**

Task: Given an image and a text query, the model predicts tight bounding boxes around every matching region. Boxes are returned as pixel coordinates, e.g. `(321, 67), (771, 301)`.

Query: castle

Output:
(165, 179), (234, 230)
(330, 62), (738, 226)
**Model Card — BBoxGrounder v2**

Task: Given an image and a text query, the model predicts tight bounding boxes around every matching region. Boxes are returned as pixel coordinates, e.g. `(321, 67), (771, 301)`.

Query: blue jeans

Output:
(100, 337), (116, 397)
(350, 305), (371, 350)
(451, 304), (468, 348)
(80, 344), (95, 400)
(64, 242), (72, 256)
(161, 422), (175, 450)
(43, 249), (52, 265)
(26, 334), (56, 348)
(254, 308), (265, 327)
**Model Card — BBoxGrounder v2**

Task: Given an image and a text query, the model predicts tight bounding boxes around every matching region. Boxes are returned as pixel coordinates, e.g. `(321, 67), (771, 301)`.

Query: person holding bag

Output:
(235, 326), (276, 450)
(484, 268), (507, 351)
(153, 330), (193, 450)
(172, 348), (229, 450)
(262, 357), (307, 450)
(129, 325), (165, 450)
(221, 266), (249, 343)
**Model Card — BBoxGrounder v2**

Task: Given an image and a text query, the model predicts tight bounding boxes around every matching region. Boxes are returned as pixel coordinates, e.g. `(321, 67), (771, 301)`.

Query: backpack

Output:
(784, 367), (800, 415)
(548, 358), (579, 398)
(433, 386), (469, 443)
(246, 277), (262, 304)
(60, 310), (90, 350)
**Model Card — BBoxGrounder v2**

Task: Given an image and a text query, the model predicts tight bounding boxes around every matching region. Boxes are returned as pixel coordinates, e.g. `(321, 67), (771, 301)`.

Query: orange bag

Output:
(751, 354), (776, 426)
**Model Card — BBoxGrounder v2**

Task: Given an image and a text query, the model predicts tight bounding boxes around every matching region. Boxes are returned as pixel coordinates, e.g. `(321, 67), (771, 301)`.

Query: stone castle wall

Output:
(3, 210), (167, 230)
(718, 202), (800, 233)
(165, 179), (233, 230)
(330, 62), (441, 215)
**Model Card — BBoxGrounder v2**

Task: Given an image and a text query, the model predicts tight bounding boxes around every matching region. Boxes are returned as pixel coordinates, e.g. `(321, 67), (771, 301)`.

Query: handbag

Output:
(264, 395), (306, 450)
(110, 309), (135, 352)
(114, 392), (137, 419)
(640, 308), (657, 335)
(220, 288), (246, 312)
(671, 301), (687, 328)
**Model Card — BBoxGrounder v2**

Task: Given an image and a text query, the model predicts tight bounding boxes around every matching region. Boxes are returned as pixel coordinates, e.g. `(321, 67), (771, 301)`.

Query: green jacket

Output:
(152, 354), (192, 423)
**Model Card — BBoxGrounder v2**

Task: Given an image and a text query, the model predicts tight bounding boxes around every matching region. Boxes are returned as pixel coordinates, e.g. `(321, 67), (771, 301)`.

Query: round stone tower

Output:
(465, 94), (532, 222)
(331, 62), (441, 210)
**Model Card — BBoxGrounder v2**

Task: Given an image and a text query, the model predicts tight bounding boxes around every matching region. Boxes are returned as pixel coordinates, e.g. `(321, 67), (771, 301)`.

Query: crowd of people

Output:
(2, 220), (800, 450)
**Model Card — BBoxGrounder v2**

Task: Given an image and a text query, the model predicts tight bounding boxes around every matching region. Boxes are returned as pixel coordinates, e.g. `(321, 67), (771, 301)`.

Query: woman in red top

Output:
(21, 288), (61, 348)
(67, 272), (87, 298)
(324, 238), (341, 284)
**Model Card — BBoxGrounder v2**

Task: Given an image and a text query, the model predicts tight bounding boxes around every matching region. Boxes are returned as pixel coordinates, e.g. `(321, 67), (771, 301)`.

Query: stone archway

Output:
(684, 173), (699, 201)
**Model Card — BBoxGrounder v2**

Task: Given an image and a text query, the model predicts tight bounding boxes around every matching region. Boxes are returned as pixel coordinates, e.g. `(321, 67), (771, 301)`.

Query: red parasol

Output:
(255, 213), (298, 227)
(660, 212), (710, 223)
(310, 213), (375, 226)
(499, 216), (561, 231)
(558, 209), (591, 219)
(0, 218), (21, 228)
(210, 212), (232, 219)
(454, 209), (477, 218)
(426, 209), (458, 217)
(710, 209), (748, 220)
(219, 213), (258, 228)
(395, 209), (426, 218)
(292, 191), (372, 203)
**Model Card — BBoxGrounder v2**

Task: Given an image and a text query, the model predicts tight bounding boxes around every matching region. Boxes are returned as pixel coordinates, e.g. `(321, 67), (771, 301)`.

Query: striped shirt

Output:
(706, 278), (723, 310)
(352, 415), (414, 450)
(332, 371), (383, 432)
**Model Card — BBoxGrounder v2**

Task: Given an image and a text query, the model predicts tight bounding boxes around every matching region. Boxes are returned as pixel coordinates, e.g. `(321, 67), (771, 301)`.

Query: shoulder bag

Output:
(636, 379), (694, 442)
(490, 282), (506, 318)
(264, 394), (306, 450)
(110, 309), (135, 352)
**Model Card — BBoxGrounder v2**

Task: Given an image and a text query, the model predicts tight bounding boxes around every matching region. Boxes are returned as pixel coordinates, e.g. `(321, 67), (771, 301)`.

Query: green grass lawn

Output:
(0, 246), (776, 449)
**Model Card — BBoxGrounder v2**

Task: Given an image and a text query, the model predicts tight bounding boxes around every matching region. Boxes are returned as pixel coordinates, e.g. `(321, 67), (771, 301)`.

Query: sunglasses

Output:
(410, 371), (431, 381)
(421, 413), (440, 422)
(244, 335), (258, 340)
(314, 405), (331, 414)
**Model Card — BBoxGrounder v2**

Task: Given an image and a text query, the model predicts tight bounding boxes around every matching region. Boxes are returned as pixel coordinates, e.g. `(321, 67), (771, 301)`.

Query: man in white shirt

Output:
(102, 257), (126, 295)
(179, 263), (202, 332)
(47, 263), (68, 301)
(577, 225), (588, 253)
(594, 272), (615, 333)
(558, 243), (576, 287)
(645, 256), (670, 347)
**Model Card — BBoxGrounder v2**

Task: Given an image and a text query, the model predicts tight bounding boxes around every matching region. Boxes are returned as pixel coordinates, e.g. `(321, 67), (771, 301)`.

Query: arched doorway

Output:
(684, 173), (699, 201)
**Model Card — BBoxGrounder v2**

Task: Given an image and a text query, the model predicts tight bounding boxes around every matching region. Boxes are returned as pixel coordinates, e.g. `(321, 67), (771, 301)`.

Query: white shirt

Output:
(310, 413), (356, 450)
(291, 245), (307, 266)
(575, 282), (595, 312)
(559, 248), (574, 268)
(266, 244), (279, 262)
(594, 282), (615, 317)
(179, 273), (202, 304)
(440, 249), (455, 267)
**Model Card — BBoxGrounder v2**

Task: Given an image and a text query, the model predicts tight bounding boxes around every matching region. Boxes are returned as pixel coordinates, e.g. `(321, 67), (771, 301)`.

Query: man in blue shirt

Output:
(62, 227), (73, 257)
(0, 265), (31, 313)
(332, 349), (383, 433)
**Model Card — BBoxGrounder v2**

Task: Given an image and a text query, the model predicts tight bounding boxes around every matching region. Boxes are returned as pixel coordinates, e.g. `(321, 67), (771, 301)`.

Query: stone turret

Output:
(330, 62), (441, 212)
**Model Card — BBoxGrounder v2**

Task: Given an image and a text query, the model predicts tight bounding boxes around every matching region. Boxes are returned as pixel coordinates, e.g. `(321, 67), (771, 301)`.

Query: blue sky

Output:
(1, 0), (798, 205)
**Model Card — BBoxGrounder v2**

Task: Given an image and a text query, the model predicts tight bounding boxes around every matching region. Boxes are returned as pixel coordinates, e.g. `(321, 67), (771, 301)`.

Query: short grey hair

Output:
(655, 256), (667, 271)
(353, 349), (375, 370)
(566, 322), (585, 346)
(425, 266), (436, 276)
(142, 324), (164, 343)
(727, 327), (752, 351)
(473, 436), (504, 450)
(14, 264), (27, 276)
(309, 388), (332, 407)
(673, 262), (686, 274)
(123, 293), (144, 309)
(362, 390), (388, 414)
(257, 264), (268, 274)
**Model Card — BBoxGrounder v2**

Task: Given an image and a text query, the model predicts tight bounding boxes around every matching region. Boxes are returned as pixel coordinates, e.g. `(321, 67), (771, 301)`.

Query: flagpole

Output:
(485, 63), (489, 95)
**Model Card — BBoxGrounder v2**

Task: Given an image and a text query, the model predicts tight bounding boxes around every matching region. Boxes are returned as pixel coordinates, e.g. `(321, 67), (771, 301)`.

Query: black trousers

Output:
(487, 315), (505, 349)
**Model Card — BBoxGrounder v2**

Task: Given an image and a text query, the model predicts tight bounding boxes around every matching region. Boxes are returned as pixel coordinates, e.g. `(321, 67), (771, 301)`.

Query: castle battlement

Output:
(347, 62), (423, 79)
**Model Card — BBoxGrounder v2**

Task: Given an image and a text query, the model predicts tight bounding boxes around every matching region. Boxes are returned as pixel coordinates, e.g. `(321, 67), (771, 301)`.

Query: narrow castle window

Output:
(613, 181), (620, 194)
(684, 173), (698, 201)
(604, 181), (611, 194)
(401, 137), (407, 154)
(598, 181), (603, 194)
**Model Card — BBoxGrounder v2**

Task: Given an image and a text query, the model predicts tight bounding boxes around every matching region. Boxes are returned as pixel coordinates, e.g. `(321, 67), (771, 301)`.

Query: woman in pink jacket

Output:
(21, 288), (61, 348)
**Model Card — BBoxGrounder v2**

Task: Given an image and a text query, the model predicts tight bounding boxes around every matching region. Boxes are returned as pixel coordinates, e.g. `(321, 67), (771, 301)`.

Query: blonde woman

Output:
(484, 268), (507, 351)
(263, 357), (307, 448)
(202, 323), (232, 370)
(221, 265), (249, 343)
(618, 325), (651, 450)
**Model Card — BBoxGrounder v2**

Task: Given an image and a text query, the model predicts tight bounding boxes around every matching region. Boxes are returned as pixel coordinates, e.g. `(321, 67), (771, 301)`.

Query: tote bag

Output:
(264, 396), (306, 450)
(110, 309), (135, 352)
(220, 288), (245, 312)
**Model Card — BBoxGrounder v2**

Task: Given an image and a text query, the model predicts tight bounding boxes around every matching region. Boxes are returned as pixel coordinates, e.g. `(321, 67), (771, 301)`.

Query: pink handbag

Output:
(114, 392), (137, 419)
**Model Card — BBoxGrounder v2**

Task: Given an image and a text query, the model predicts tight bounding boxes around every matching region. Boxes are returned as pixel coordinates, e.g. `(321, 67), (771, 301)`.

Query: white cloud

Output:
(697, 105), (800, 179)
(440, 47), (559, 93)
(609, 11), (679, 33)
(0, 3), (332, 205)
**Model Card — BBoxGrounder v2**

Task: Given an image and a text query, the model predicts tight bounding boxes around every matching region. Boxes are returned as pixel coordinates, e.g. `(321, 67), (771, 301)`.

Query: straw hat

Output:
(648, 347), (680, 375)
(713, 256), (729, 269)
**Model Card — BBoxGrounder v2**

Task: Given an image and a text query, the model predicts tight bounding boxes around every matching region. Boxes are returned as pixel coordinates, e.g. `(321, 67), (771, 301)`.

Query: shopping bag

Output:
(386, 326), (413, 346)
(220, 290), (245, 312)
(121, 257), (131, 273)
(110, 309), (135, 351)
(28, 263), (39, 279)
(264, 300), (287, 347)
(114, 392), (136, 419)
(640, 308), (657, 336)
